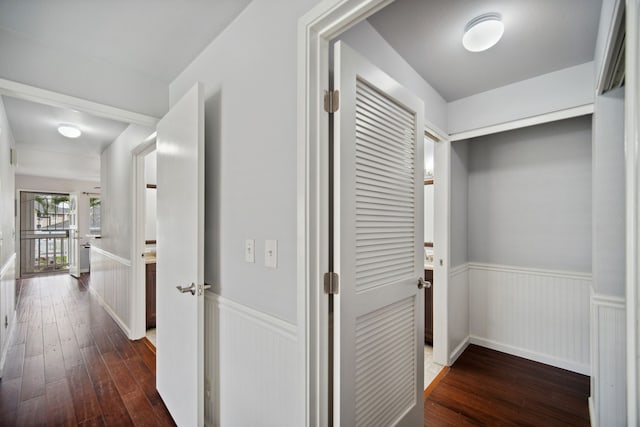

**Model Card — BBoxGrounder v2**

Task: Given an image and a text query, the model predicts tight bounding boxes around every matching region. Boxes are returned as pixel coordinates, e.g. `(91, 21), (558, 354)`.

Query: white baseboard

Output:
(470, 336), (590, 375)
(449, 336), (470, 364)
(588, 397), (597, 427)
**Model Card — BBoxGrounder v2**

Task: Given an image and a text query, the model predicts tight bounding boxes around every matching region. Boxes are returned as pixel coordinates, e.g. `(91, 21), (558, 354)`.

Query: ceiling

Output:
(0, 0), (252, 85)
(0, 0), (252, 181)
(368, 0), (602, 101)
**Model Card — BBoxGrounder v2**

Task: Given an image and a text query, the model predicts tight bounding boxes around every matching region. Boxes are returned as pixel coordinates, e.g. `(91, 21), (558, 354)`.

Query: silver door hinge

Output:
(324, 90), (340, 113)
(324, 272), (339, 294)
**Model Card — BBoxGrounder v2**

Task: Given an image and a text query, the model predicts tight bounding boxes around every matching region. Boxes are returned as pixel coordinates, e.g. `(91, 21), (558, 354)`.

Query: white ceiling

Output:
(368, 0), (602, 101)
(0, 0), (251, 181)
(0, 0), (252, 85)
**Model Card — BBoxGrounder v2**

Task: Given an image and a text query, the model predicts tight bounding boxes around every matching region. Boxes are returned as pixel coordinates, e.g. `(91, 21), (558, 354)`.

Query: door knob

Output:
(176, 283), (197, 295)
(176, 283), (212, 296)
(417, 277), (432, 289)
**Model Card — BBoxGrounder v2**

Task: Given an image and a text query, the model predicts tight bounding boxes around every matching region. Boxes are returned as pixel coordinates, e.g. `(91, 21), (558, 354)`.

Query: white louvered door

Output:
(333, 41), (424, 427)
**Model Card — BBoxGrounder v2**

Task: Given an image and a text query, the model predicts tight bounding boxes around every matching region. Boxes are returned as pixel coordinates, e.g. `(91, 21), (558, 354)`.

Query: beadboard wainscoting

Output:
(468, 263), (591, 375)
(204, 293), (300, 427)
(449, 264), (470, 363)
(589, 293), (625, 427)
(89, 246), (132, 337)
(0, 253), (16, 375)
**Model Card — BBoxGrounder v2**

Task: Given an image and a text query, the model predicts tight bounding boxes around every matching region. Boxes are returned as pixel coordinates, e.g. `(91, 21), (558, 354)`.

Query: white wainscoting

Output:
(468, 263), (591, 375)
(589, 292), (625, 427)
(448, 264), (470, 364)
(204, 293), (300, 427)
(89, 247), (132, 337)
(0, 253), (16, 376)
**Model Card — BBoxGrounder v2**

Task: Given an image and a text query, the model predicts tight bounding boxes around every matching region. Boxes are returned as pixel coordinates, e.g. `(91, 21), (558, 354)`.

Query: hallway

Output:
(0, 273), (175, 426)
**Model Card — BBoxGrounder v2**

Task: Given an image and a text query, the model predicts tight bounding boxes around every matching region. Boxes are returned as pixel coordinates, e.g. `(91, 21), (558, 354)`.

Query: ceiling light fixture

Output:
(462, 13), (504, 52)
(57, 124), (82, 138)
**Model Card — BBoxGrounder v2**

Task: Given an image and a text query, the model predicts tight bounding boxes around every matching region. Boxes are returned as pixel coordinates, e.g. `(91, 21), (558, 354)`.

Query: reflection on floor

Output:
(424, 344), (444, 390)
(146, 328), (157, 347)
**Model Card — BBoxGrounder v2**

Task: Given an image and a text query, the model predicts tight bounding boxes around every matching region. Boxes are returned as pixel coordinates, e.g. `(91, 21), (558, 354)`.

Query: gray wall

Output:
(450, 141), (469, 267)
(592, 87), (625, 296)
(467, 116), (592, 273)
(98, 124), (153, 259)
(0, 97), (16, 268)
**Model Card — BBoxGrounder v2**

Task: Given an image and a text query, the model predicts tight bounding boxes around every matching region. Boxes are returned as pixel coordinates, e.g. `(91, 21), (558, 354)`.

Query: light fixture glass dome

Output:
(57, 124), (82, 138)
(462, 13), (504, 52)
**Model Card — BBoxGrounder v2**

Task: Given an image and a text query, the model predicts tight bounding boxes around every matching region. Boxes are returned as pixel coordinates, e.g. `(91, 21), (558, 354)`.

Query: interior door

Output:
(156, 82), (205, 426)
(333, 41), (425, 426)
(68, 192), (80, 278)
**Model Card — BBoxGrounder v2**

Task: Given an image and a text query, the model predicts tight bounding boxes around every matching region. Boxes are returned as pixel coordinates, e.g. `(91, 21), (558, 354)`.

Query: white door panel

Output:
(334, 41), (424, 426)
(156, 82), (205, 427)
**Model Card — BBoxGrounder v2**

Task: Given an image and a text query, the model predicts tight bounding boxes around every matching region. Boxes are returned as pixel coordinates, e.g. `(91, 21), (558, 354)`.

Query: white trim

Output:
(209, 293), (297, 341)
(470, 335), (590, 375)
(449, 104), (594, 141)
(131, 133), (157, 340)
(90, 246), (131, 267)
(592, 292), (626, 308)
(627, 0), (640, 424)
(467, 262), (592, 281)
(595, 0), (625, 95)
(0, 78), (159, 127)
(589, 397), (597, 427)
(449, 336), (469, 364)
(297, 1), (402, 424)
(449, 263), (469, 277)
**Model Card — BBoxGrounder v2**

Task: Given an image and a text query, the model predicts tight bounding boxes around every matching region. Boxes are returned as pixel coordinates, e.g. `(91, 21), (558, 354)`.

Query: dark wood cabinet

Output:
(424, 269), (433, 344)
(146, 262), (156, 329)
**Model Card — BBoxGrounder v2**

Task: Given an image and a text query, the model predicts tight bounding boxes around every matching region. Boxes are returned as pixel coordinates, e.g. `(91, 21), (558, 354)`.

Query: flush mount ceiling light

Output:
(462, 13), (504, 52)
(57, 124), (82, 138)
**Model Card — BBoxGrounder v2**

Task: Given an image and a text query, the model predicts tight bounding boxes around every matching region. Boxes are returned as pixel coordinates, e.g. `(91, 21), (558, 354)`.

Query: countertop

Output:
(144, 253), (156, 264)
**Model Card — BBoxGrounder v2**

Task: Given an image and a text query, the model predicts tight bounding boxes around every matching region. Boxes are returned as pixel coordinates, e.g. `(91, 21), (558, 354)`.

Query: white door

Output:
(156, 82), (205, 426)
(333, 41), (425, 426)
(68, 192), (80, 278)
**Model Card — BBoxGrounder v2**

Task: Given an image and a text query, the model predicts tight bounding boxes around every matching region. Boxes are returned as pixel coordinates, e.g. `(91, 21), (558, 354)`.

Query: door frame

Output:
(626, 0), (640, 422)
(131, 133), (157, 340)
(297, 1), (449, 424)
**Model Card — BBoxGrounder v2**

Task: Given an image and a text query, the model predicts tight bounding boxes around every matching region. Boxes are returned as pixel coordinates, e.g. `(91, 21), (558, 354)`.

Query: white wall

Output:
(337, 20), (447, 132)
(450, 141), (468, 268)
(15, 146), (100, 182)
(448, 62), (595, 135)
(0, 97), (16, 374)
(467, 116), (592, 273)
(170, 0), (321, 325)
(592, 89), (625, 297)
(98, 124), (153, 259)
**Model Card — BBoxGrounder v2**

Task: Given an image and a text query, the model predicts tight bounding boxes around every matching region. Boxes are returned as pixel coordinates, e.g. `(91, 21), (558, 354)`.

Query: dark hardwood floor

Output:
(424, 344), (591, 426)
(0, 273), (175, 426)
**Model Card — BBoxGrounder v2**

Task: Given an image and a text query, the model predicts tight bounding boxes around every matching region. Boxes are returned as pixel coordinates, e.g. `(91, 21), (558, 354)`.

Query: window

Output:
(89, 197), (101, 235)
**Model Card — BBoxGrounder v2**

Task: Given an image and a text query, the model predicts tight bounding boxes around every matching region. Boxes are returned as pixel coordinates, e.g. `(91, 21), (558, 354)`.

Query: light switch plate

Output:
(245, 239), (255, 263)
(265, 240), (277, 268)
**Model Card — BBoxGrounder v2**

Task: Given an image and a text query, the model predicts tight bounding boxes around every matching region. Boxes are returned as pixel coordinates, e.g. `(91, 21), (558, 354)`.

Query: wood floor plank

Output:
(0, 377), (22, 417)
(3, 344), (26, 380)
(67, 365), (102, 424)
(21, 354), (45, 401)
(45, 379), (77, 426)
(2, 273), (175, 427)
(16, 394), (47, 427)
(424, 345), (590, 426)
